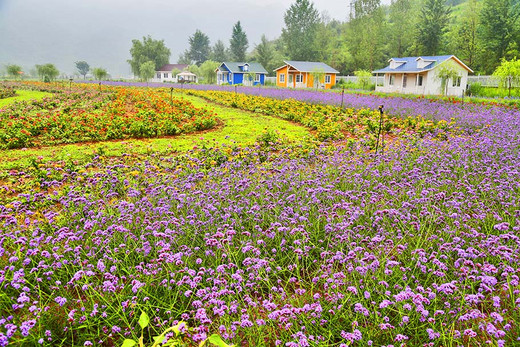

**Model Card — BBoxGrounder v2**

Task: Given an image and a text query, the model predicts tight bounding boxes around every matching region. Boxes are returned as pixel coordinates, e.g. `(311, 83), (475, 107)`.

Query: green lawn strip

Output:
(0, 92), (311, 171)
(0, 90), (53, 108)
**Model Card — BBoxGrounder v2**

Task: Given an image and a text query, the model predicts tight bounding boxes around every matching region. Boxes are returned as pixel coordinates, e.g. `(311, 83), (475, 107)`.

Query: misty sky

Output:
(0, 0), (352, 78)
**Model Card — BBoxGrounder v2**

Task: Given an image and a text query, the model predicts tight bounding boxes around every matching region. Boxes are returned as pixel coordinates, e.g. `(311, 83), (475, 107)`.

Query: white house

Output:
(373, 55), (473, 96)
(151, 64), (190, 83)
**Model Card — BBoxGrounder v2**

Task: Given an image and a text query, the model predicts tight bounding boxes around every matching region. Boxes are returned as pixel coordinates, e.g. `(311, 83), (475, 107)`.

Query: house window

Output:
(156, 73), (161, 78)
(417, 75), (423, 86)
(389, 75), (395, 86)
(296, 74), (303, 83)
(453, 76), (461, 87)
(255, 74), (260, 82)
(279, 73), (285, 83)
(325, 75), (331, 84)
(164, 73), (168, 78)
(403, 74), (407, 88)
(243, 65), (249, 71)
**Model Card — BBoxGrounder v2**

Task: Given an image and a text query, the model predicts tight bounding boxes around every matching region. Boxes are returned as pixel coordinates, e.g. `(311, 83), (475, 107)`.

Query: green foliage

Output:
(417, 0), (451, 55)
(229, 21), (248, 61)
(436, 60), (460, 94)
(35, 63), (59, 82)
(493, 57), (520, 96)
(139, 61), (156, 82)
(210, 40), (229, 62)
(354, 69), (372, 89)
(480, 0), (520, 72)
(198, 60), (220, 84)
(282, 0), (320, 61)
(128, 36), (171, 76)
(310, 67), (325, 89)
(7, 64), (23, 79)
(188, 30), (211, 66)
(92, 67), (108, 81)
(75, 61), (90, 79)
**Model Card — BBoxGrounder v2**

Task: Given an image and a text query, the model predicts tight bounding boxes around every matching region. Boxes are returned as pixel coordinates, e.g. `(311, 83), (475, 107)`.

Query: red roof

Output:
(157, 64), (189, 72)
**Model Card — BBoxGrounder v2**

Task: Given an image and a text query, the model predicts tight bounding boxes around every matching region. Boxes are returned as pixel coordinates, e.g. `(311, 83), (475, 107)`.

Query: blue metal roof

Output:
(372, 55), (461, 73)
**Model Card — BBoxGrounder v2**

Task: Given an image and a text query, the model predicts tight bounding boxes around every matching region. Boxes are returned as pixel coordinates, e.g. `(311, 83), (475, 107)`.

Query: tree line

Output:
(160, 0), (520, 76)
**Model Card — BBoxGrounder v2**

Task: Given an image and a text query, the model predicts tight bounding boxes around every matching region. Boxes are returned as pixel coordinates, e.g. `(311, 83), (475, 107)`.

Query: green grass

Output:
(0, 92), (311, 171)
(0, 89), (53, 108)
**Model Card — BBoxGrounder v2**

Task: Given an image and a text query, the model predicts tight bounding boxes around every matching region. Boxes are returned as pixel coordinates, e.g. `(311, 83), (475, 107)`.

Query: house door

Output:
(295, 74), (304, 88)
(288, 74), (293, 87)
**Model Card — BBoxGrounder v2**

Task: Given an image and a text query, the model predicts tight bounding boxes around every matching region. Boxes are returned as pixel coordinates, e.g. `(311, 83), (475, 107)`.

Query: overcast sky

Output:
(0, 0), (352, 77)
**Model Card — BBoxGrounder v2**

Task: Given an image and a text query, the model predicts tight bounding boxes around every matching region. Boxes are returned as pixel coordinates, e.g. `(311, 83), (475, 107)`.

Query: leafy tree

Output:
(92, 67), (108, 82)
(435, 60), (460, 94)
(188, 30), (211, 66)
(480, 0), (520, 73)
(75, 61), (90, 79)
(171, 68), (181, 80)
(282, 0), (320, 61)
(230, 21), (249, 61)
(310, 67), (325, 89)
(416, 0), (451, 55)
(210, 40), (229, 62)
(354, 69), (373, 89)
(447, 0), (481, 68)
(493, 58), (520, 96)
(128, 36), (171, 77)
(197, 60), (220, 84)
(139, 61), (155, 84)
(36, 64), (59, 82)
(252, 35), (275, 75)
(177, 50), (192, 65)
(7, 64), (23, 79)
(346, 0), (387, 71)
(387, 0), (417, 58)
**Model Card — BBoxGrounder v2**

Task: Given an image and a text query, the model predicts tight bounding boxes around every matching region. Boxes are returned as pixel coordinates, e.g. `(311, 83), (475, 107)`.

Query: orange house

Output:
(275, 61), (339, 89)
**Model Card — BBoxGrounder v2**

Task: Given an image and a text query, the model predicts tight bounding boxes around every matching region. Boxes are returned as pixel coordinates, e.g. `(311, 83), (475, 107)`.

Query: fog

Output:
(0, 0), (351, 78)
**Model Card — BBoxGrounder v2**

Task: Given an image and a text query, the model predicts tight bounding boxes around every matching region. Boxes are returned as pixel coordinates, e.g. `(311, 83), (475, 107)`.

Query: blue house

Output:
(216, 62), (268, 86)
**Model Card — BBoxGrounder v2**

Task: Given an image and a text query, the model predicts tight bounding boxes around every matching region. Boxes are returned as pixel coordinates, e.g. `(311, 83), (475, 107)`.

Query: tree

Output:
(188, 30), (211, 66)
(493, 58), (520, 96)
(480, 0), (520, 73)
(36, 64), (59, 82)
(387, 0), (417, 58)
(252, 35), (275, 75)
(171, 68), (181, 81)
(197, 60), (220, 84)
(75, 61), (90, 80)
(310, 67), (325, 89)
(346, 0), (387, 71)
(139, 61), (155, 84)
(230, 21), (249, 61)
(128, 36), (171, 77)
(7, 64), (23, 79)
(282, 0), (320, 61)
(92, 67), (108, 81)
(435, 61), (459, 95)
(447, 0), (481, 68)
(416, 0), (451, 55)
(210, 40), (229, 62)
(354, 70), (373, 89)
(178, 50), (192, 65)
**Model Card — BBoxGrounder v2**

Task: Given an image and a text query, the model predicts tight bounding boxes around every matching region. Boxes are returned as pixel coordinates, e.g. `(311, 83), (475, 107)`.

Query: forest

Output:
(177, 0), (520, 75)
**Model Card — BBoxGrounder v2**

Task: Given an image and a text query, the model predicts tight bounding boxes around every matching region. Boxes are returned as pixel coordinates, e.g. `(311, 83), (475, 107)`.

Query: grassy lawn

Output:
(0, 92), (311, 171)
(0, 89), (53, 108)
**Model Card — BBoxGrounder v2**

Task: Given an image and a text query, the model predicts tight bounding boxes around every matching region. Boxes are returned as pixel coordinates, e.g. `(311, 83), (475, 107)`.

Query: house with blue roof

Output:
(216, 62), (268, 86)
(372, 55), (473, 96)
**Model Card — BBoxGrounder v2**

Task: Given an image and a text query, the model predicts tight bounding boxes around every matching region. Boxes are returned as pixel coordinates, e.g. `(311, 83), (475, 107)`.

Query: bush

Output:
(0, 86), (16, 99)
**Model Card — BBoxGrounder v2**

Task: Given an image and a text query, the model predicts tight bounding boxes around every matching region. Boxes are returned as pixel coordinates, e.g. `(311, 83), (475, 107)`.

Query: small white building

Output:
(373, 55), (473, 96)
(151, 64), (190, 83)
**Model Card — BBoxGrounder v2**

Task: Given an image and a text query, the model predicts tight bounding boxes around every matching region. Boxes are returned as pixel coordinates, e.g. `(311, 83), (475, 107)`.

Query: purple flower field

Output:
(0, 84), (519, 345)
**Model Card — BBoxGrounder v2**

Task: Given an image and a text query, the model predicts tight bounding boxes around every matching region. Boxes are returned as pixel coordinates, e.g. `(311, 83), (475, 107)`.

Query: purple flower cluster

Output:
(1, 85), (519, 345)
